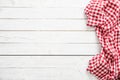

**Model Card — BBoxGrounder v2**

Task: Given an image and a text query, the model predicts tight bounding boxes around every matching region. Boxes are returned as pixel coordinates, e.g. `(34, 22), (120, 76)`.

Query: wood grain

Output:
(0, 8), (85, 19)
(0, 56), (97, 80)
(0, 19), (94, 30)
(0, 31), (98, 43)
(0, 0), (90, 8)
(0, 43), (100, 55)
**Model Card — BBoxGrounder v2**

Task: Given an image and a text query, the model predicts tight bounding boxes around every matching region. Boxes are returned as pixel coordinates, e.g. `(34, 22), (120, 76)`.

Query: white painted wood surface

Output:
(0, 0), (90, 7)
(0, 8), (85, 18)
(0, 0), (99, 79)
(0, 19), (94, 30)
(0, 56), (97, 80)
(0, 43), (100, 55)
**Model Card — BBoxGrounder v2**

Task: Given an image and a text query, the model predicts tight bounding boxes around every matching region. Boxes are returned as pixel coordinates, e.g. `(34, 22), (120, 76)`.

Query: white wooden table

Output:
(0, 0), (100, 79)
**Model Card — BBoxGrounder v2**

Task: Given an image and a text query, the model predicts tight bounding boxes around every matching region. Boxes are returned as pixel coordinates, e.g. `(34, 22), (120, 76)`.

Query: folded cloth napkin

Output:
(84, 0), (120, 80)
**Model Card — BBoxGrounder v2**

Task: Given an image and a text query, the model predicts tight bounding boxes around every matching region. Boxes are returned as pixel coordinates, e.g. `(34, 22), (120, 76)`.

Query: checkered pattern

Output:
(84, 0), (120, 80)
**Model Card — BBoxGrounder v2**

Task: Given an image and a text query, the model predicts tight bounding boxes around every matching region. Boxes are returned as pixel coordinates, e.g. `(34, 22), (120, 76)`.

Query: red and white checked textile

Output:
(84, 0), (120, 80)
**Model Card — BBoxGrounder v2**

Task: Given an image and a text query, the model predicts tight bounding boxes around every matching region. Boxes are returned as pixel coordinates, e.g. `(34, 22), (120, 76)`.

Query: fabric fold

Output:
(84, 0), (120, 80)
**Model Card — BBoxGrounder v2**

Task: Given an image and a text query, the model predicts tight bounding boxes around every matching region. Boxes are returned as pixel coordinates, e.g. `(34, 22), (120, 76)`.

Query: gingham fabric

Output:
(84, 0), (120, 80)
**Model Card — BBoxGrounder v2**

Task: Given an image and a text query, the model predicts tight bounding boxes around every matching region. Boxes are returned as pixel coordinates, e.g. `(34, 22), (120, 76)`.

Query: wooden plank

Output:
(0, 68), (97, 80)
(0, 0), (90, 8)
(14, 0), (90, 8)
(0, 56), (97, 80)
(0, 0), (15, 7)
(0, 19), (93, 30)
(0, 8), (86, 19)
(0, 31), (98, 43)
(0, 43), (100, 55)
(0, 56), (93, 67)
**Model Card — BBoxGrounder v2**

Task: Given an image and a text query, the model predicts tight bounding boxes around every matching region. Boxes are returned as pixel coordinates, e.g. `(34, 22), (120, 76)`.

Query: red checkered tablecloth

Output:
(84, 0), (120, 80)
